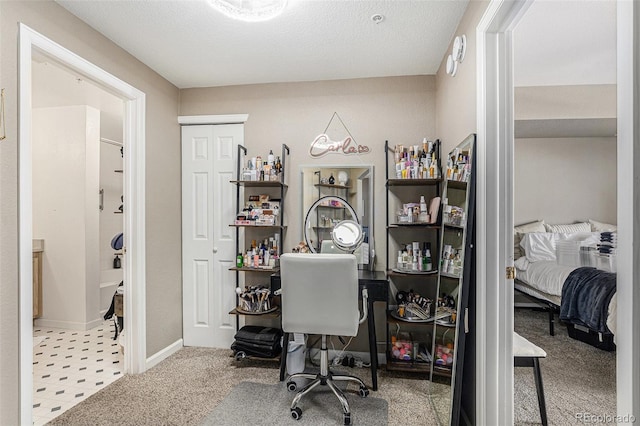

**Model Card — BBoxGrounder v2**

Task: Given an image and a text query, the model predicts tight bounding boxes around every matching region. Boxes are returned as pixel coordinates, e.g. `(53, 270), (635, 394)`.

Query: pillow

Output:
(558, 232), (601, 246)
(589, 219), (617, 232)
(521, 232), (557, 262)
(513, 220), (546, 259)
(544, 222), (591, 233)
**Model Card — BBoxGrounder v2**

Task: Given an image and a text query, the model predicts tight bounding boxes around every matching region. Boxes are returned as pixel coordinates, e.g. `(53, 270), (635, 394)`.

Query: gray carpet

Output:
(201, 381), (387, 425)
(46, 311), (607, 426)
(49, 347), (437, 426)
(514, 308), (616, 425)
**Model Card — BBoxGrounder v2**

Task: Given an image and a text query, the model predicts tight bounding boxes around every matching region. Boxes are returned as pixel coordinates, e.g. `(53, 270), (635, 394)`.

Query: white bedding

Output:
(515, 258), (575, 297)
(515, 257), (617, 337)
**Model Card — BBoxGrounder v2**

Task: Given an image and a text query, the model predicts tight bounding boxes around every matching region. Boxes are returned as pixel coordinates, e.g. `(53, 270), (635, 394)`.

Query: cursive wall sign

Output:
(309, 134), (370, 158)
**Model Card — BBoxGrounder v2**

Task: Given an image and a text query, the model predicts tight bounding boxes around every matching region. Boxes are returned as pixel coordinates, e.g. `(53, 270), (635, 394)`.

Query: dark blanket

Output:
(560, 267), (616, 334)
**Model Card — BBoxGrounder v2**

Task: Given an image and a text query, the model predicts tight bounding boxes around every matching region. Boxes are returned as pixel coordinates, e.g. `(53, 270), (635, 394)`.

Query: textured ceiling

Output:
(56, 0), (469, 89)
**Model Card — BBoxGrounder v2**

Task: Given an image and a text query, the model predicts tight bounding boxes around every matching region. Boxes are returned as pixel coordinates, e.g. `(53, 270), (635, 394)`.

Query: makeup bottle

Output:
(421, 139), (428, 163)
(275, 157), (282, 176)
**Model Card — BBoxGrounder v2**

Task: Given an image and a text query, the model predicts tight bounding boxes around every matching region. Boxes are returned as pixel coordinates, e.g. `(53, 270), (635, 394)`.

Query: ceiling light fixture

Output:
(208, 0), (288, 22)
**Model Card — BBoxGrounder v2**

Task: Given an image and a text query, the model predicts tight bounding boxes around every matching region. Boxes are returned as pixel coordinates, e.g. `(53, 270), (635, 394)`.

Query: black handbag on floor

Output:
(231, 325), (282, 359)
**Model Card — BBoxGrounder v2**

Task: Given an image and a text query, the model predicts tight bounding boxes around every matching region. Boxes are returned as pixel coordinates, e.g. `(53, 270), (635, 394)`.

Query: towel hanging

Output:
(111, 232), (123, 250)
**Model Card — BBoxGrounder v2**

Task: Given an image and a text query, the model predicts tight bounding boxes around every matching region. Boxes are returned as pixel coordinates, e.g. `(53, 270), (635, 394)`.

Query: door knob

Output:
(213, 247), (218, 253)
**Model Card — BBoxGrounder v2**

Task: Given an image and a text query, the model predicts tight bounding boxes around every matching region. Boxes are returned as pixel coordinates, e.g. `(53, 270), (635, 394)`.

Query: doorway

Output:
(30, 55), (126, 425)
(476, 1), (639, 424)
(511, 2), (617, 423)
(18, 24), (147, 425)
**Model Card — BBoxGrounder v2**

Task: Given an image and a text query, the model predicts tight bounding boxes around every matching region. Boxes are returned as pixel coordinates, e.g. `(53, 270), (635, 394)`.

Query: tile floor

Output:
(32, 319), (124, 425)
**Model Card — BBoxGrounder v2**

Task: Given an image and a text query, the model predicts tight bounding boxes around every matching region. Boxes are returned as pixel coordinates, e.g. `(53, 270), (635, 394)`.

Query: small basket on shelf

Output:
(393, 290), (431, 321)
(236, 286), (276, 314)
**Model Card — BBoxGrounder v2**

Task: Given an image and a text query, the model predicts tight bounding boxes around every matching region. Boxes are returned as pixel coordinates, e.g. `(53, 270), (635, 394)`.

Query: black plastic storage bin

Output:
(566, 323), (616, 351)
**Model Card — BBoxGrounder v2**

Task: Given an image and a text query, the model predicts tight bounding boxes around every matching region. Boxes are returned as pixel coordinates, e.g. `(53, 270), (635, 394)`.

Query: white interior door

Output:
(182, 124), (241, 347)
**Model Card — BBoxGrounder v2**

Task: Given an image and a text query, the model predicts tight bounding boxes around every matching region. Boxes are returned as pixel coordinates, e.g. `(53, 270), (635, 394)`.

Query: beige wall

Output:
(514, 85), (617, 227)
(515, 137), (617, 226)
(0, 2), (181, 422)
(435, 0), (490, 155)
(180, 75), (437, 271)
(515, 85), (616, 120)
(33, 106), (101, 329)
(180, 76), (436, 355)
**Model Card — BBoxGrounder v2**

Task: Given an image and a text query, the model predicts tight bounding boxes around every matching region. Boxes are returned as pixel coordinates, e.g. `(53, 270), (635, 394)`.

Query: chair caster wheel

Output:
(291, 407), (302, 420)
(359, 386), (370, 398)
(287, 381), (297, 392)
(344, 413), (351, 425)
(234, 352), (246, 361)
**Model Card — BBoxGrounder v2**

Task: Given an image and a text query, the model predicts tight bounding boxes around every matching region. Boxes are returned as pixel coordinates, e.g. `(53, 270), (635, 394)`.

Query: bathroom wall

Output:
(32, 105), (101, 329)
(99, 142), (124, 312)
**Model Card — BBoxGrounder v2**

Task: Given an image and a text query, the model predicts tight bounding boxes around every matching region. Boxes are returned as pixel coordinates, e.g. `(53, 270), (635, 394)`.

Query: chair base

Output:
(287, 372), (368, 425)
(286, 336), (368, 425)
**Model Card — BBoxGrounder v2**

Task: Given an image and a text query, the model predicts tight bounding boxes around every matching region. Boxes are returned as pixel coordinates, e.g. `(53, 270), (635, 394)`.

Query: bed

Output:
(513, 222), (617, 349)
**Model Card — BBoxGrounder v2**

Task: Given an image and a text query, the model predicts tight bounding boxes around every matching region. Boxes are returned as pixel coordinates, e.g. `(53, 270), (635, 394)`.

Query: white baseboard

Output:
(146, 339), (183, 370)
(34, 317), (103, 331)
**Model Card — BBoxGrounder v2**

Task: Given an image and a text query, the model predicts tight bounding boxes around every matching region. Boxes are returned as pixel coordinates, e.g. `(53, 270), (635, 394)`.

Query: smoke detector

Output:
(371, 14), (384, 24)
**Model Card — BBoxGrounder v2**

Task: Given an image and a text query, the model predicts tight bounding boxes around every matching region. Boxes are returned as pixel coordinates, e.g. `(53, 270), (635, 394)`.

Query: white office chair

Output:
(280, 253), (369, 425)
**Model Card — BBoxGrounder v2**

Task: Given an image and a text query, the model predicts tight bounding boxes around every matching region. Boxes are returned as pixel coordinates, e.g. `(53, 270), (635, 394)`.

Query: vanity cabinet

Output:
(33, 247), (43, 319)
(228, 144), (289, 326)
(384, 140), (443, 374)
(430, 134), (476, 426)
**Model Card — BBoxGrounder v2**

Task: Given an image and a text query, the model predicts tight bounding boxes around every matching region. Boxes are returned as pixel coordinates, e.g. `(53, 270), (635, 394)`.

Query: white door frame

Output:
(18, 23), (147, 424)
(477, 1), (639, 424)
(615, 0), (640, 419)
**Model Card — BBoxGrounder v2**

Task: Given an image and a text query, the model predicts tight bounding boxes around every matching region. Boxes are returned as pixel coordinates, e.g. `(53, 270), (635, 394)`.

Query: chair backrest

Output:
(280, 253), (359, 337)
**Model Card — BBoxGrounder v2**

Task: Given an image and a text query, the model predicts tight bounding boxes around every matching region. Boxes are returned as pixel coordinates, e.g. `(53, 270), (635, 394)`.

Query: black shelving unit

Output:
(384, 139), (443, 374)
(229, 144), (290, 332)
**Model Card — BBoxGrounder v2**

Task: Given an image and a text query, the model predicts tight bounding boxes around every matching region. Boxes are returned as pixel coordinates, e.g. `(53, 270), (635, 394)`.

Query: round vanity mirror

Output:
(303, 196), (362, 253)
(331, 220), (364, 253)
